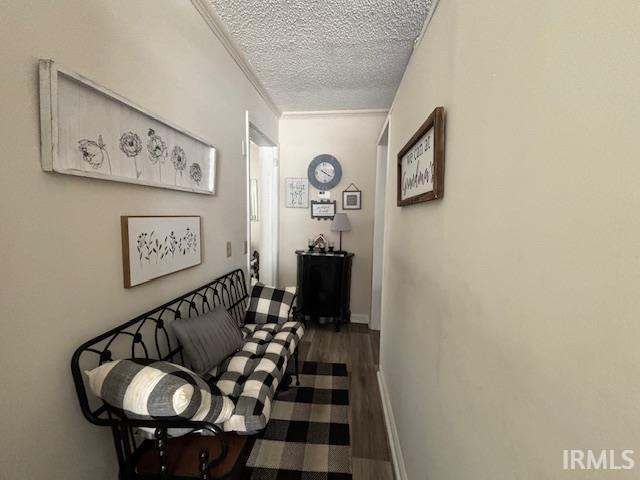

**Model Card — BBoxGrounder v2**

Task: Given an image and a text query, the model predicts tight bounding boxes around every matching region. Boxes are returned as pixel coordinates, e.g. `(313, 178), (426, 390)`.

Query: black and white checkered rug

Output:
(241, 362), (352, 479)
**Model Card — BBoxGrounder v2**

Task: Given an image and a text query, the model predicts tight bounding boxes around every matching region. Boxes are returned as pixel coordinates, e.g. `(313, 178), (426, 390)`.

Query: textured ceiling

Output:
(208, 0), (433, 111)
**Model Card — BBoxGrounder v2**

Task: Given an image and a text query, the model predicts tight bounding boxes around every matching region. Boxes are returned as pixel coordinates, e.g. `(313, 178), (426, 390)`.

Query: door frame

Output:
(245, 111), (279, 285)
(370, 116), (390, 331)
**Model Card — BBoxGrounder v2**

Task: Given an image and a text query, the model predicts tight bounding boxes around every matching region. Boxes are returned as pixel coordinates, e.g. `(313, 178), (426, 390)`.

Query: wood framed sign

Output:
(121, 216), (202, 288)
(397, 106), (445, 206)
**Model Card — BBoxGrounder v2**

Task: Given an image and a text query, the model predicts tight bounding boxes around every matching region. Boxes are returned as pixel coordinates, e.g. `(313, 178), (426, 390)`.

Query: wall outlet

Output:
(226, 241), (232, 258)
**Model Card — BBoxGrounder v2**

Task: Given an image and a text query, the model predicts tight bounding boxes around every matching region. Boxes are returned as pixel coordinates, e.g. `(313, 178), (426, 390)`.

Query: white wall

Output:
(380, 1), (640, 479)
(0, 1), (278, 479)
(278, 112), (386, 322)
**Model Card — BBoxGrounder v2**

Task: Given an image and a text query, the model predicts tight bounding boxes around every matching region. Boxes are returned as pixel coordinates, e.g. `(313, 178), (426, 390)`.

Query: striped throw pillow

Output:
(85, 359), (233, 432)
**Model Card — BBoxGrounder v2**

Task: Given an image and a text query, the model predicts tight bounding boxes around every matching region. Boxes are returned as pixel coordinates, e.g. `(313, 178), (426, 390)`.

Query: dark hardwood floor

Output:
(297, 323), (394, 480)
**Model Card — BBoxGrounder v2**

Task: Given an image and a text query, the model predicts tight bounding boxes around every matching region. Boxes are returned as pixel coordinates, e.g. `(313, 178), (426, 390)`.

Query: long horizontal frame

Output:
(39, 59), (217, 195)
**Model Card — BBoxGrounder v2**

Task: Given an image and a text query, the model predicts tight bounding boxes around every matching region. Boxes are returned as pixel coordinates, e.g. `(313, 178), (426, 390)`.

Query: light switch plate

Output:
(226, 241), (232, 258)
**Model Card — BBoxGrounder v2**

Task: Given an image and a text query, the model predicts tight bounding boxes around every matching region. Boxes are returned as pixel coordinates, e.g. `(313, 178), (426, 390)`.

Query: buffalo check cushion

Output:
(244, 284), (296, 325)
(205, 321), (305, 434)
(85, 359), (234, 436)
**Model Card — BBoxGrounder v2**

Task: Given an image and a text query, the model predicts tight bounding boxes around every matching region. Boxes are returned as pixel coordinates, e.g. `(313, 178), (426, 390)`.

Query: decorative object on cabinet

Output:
(398, 106), (445, 206)
(295, 250), (353, 331)
(330, 213), (352, 252)
(307, 154), (342, 190)
(250, 179), (259, 221)
(310, 200), (336, 220)
(284, 178), (309, 208)
(312, 234), (328, 252)
(39, 59), (216, 194)
(121, 215), (202, 288)
(342, 183), (362, 210)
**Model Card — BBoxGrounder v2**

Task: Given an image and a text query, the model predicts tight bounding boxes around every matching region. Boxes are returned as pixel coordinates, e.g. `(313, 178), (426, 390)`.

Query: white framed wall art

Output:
(39, 59), (216, 194)
(285, 178), (309, 208)
(121, 216), (202, 288)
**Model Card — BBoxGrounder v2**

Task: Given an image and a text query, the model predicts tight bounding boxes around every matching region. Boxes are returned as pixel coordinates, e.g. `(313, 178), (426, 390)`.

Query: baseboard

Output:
(351, 313), (370, 325)
(377, 370), (408, 480)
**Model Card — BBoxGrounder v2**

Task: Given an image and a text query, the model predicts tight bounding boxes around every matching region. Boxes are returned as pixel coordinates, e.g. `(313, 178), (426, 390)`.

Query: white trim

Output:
(191, 0), (281, 117)
(371, 120), (389, 332)
(350, 313), (370, 325)
(281, 109), (388, 118)
(257, 145), (279, 285)
(378, 370), (408, 480)
(245, 111), (252, 278)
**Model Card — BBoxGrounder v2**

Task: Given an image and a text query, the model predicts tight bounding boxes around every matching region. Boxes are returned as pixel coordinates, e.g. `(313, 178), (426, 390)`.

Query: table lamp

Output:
(330, 213), (351, 252)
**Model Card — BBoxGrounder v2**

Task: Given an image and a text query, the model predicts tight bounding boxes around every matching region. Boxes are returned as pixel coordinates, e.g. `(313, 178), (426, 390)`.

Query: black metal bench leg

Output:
(294, 349), (300, 385)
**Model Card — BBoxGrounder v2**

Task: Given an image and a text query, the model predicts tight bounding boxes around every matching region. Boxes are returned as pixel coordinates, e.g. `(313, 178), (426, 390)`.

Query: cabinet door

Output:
(301, 256), (343, 317)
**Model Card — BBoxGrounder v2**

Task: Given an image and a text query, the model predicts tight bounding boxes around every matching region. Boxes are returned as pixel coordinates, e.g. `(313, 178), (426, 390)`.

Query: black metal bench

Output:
(71, 269), (251, 479)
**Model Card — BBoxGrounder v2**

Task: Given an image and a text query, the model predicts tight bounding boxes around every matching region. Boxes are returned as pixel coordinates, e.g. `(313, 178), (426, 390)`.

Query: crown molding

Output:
(191, 0), (281, 117)
(281, 108), (389, 118)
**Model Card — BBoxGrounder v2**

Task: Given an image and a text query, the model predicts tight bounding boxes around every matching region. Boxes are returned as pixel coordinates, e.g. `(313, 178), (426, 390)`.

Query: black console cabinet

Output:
(295, 250), (354, 331)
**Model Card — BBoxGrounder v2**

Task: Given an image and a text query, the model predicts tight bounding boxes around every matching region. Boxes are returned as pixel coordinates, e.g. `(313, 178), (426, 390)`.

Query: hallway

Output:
(299, 324), (393, 480)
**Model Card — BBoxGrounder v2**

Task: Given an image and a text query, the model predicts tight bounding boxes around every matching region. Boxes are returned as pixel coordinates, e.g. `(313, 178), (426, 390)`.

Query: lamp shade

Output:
(330, 213), (351, 232)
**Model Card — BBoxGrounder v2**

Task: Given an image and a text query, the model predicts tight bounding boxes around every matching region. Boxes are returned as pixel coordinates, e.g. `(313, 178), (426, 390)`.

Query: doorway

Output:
(370, 118), (389, 331)
(246, 112), (279, 286)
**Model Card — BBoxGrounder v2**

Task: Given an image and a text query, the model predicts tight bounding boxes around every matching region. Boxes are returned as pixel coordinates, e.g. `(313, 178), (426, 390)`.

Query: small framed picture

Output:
(310, 200), (336, 220)
(342, 183), (362, 210)
(285, 178), (308, 208)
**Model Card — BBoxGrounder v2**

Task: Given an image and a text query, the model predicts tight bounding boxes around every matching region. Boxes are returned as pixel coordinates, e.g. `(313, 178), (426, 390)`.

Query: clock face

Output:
(308, 154), (342, 190)
(314, 162), (335, 183)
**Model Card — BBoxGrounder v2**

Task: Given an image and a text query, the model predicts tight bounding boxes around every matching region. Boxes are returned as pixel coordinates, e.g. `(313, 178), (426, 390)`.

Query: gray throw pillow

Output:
(171, 307), (243, 375)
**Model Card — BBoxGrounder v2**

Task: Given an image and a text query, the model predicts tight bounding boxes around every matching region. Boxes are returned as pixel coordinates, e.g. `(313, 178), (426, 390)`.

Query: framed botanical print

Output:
(121, 216), (202, 288)
(397, 106), (445, 206)
(285, 178), (309, 208)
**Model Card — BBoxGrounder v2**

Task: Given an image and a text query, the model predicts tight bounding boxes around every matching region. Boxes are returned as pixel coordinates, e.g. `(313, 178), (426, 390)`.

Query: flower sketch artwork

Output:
(171, 145), (187, 184)
(285, 178), (309, 208)
(120, 131), (143, 178)
(122, 216), (202, 288)
(78, 135), (111, 173)
(39, 60), (216, 195)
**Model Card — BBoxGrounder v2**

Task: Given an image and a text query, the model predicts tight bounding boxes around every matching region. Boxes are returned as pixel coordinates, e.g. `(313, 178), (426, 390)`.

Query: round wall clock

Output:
(307, 154), (342, 190)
